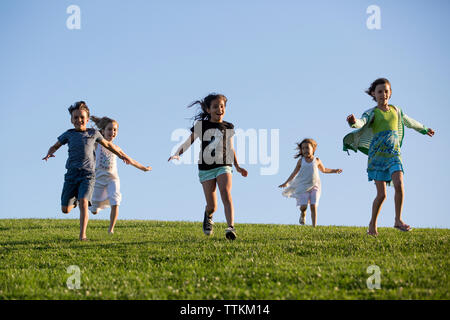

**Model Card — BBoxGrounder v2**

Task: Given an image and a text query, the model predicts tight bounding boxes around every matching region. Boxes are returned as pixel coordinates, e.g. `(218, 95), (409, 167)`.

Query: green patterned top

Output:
(371, 106), (398, 134)
(343, 105), (428, 155)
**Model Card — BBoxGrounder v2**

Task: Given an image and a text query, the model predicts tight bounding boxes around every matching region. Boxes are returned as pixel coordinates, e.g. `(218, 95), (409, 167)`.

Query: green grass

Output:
(0, 219), (448, 299)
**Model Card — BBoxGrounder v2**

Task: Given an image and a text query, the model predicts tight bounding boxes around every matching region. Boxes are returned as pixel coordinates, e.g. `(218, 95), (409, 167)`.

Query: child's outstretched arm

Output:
(230, 138), (248, 177)
(168, 131), (198, 161)
(402, 111), (435, 137)
(115, 146), (151, 172)
(98, 139), (132, 165)
(278, 159), (302, 188)
(317, 158), (342, 174)
(42, 141), (62, 161)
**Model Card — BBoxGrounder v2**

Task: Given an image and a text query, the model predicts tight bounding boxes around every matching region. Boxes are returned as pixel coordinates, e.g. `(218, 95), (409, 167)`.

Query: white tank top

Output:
(95, 143), (119, 179)
(282, 157), (321, 197)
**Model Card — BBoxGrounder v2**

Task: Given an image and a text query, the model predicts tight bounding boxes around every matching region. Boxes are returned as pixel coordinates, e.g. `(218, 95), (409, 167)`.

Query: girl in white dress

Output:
(90, 116), (151, 234)
(279, 139), (342, 226)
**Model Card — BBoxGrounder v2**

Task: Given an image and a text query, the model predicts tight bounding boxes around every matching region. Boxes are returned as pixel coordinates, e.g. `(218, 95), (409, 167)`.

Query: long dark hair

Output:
(188, 93), (227, 123)
(294, 138), (318, 159)
(366, 78), (392, 101)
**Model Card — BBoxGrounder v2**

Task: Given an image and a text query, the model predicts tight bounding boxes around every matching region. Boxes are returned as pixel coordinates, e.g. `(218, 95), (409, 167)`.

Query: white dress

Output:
(282, 157), (321, 199)
(90, 144), (122, 212)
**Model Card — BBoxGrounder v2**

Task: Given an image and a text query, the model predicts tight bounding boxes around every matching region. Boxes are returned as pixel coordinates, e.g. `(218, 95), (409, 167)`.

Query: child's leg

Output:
(61, 204), (76, 214)
(201, 178), (217, 235)
(216, 173), (234, 227)
(107, 179), (121, 234)
(78, 199), (89, 240)
(310, 204), (317, 227)
(299, 205), (307, 224)
(201, 179), (218, 215)
(369, 180), (387, 235)
(309, 188), (320, 227)
(61, 179), (78, 214)
(391, 171), (409, 228)
(109, 205), (119, 234)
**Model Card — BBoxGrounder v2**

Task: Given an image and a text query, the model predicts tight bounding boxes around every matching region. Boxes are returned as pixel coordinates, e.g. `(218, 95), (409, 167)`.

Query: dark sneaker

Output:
(225, 226), (237, 240)
(203, 212), (214, 236)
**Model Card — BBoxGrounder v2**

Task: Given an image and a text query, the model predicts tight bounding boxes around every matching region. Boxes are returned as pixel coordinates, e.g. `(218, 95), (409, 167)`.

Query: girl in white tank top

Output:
(279, 139), (342, 227)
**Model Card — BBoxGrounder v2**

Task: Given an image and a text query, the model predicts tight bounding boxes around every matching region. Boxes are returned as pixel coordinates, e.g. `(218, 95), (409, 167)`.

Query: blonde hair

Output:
(90, 116), (118, 135)
(294, 138), (318, 159)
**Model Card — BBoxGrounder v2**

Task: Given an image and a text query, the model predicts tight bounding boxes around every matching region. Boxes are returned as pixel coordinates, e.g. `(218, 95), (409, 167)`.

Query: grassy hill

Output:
(0, 219), (448, 299)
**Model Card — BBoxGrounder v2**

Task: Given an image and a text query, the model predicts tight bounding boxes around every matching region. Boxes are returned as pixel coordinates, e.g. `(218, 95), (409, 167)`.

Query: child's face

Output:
(301, 143), (314, 158)
(372, 83), (391, 105)
(103, 122), (118, 141)
(71, 109), (89, 131)
(207, 98), (226, 122)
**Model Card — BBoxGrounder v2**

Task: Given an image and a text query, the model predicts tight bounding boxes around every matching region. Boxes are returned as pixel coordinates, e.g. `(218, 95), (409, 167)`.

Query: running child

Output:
(168, 93), (248, 240)
(343, 78), (435, 236)
(89, 116), (151, 234)
(43, 101), (132, 240)
(279, 138), (342, 227)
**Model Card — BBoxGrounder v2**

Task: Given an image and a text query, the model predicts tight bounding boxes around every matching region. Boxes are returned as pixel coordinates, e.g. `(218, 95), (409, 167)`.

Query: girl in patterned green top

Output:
(345, 78), (435, 236)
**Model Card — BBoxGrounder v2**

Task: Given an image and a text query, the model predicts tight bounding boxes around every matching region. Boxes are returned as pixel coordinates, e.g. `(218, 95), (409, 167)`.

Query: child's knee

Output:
(61, 206), (70, 214)
(376, 192), (387, 202)
(300, 205), (307, 212)
(310, 204), (317, 210)
(78, 199), (89, 209)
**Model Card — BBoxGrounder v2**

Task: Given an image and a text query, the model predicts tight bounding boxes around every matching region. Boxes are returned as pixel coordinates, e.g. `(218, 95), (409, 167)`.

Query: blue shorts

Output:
(198, 166), (233, 183)
(61, 169), (96, 207)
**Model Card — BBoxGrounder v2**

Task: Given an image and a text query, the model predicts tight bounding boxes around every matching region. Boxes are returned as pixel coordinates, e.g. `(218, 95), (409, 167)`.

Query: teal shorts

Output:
(199, 166), (233, 183)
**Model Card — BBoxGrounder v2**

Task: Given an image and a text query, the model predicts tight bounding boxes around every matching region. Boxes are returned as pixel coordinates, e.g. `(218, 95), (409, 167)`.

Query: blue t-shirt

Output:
(57, 128), (104, 172)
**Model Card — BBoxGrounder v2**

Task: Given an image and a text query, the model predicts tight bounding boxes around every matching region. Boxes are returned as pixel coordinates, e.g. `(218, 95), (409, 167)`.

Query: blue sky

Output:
(1, 0), (449, 229)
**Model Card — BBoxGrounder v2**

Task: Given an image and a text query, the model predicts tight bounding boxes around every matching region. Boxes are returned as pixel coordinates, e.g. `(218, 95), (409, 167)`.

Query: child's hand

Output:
(347, 114), (356, 125)
(236, 167), (248, 177)
(278, 183), (288, 188)
(335, 169), (343, 174)
(427, 128), (435, 137)
(168, 155), (180, 162)
(42, 154), (54, 161)
(142, 166), (152, 172)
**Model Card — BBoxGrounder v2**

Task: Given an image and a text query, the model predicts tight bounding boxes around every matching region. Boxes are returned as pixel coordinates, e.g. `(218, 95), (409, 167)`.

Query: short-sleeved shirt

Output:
(57, 128), (104, 172)
(190, 120), (235, 171)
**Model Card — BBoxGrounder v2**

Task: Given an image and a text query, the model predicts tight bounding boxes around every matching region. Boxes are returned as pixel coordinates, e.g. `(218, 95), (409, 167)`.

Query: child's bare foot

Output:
(79, 237), (88, 241)
(367, 224), (378, 236)
(299, 211), (306, 225)
(394, 220), (411, 232)
(108, 230), (114, 235)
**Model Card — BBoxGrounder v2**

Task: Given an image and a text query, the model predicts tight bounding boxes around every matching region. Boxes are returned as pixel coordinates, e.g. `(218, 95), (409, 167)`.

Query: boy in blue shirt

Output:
(43, 101), (132, 240)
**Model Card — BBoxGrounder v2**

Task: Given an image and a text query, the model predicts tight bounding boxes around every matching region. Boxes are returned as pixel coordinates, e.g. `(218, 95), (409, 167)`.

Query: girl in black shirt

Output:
(169, 94), (248, 240)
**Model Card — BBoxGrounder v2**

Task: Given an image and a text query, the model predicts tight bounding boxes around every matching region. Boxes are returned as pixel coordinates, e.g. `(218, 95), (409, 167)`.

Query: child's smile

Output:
(373, 83), (391, 108)
(103, 122), (118, 141)
(207, 98), (226, 123)
(71, 109), (89, 131)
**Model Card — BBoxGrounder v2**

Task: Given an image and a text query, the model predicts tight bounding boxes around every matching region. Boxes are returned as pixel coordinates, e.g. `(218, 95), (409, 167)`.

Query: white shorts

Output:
(295, 187), (320, 207)
(89, 176), (121, 212)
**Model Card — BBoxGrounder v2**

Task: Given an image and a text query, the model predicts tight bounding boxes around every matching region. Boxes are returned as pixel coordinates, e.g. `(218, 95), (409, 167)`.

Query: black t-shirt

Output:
(190, 120), (235, 170)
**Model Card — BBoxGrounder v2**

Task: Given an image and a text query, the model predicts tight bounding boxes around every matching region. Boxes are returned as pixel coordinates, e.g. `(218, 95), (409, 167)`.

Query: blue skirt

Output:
(367, 130), (404, 183)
